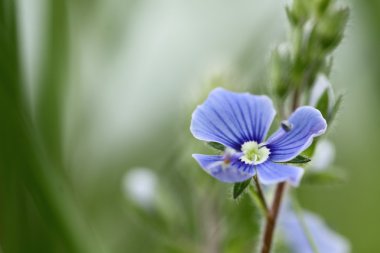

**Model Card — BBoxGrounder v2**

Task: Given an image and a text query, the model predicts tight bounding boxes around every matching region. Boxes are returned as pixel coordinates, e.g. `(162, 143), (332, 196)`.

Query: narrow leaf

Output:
(316, 89), (329, 119)
(207, 142), (225, 151)
(233, 179), (252, 199)
(327, 94), (343, 124)
(287, 155), (311, 164)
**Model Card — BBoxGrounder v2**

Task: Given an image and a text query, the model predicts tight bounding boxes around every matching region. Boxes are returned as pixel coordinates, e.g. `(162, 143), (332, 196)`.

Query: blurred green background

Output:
(0, 0), (379, 252)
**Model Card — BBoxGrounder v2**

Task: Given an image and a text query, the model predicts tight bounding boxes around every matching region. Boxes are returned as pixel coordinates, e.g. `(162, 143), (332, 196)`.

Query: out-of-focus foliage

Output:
(0, 0), (379, 252)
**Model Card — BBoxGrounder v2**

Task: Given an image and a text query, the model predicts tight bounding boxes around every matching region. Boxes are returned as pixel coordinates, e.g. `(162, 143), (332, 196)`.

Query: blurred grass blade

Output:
(35, 0), (69, 165)
(0, 1), (101, 252)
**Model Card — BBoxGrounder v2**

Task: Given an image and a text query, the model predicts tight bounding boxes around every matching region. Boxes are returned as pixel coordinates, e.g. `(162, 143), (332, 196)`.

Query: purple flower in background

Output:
(281, 209), (350, 253)
(190, 88), (327, 186)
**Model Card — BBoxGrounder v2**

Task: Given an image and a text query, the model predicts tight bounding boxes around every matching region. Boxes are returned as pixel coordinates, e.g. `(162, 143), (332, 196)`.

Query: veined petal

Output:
(256, 162), (304, 186)
(190, 88), (276, 150)
(192, 154), (255, 183)
(266, 106), (327, 162)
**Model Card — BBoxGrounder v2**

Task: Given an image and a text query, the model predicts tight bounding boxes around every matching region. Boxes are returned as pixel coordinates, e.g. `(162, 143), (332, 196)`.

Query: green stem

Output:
(253, 175), (269, 214)
(249, 180), (269, 216)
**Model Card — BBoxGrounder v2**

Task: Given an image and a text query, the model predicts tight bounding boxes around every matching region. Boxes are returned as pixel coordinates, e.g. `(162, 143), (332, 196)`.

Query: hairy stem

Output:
(260, 182), (286, 253)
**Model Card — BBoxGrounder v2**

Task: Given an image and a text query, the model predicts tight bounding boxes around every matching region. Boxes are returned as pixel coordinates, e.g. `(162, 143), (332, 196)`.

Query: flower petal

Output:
(192, 154), (255, 183)
(190, 88), (276, 150)
(256, 162), (304, 186)
(266, 106), (327, 162)
(281, 210), (351, 253)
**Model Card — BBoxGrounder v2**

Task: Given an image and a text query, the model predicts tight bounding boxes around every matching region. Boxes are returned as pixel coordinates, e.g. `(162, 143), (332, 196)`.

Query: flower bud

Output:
(270, 44), (293, 99)
(316, 0), (332, 15)
(312, 6), (349, 53)
(286, 0), (312, 26)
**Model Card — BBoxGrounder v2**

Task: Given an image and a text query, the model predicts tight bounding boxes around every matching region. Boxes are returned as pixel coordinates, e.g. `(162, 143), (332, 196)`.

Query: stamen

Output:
(281, 120), (293, 132)
(240, 141), (270, 165)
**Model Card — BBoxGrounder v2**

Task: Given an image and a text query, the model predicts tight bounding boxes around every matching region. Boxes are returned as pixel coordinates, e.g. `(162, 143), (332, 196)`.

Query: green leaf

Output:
(207, 142), (225, 151)
(327, 94), (343, 124)
(316, 89), (329, 119)
(302, 140), (317, 157)
(302, 168), (347, 186)
(233, 179), (252, 199)
(287, 155), (311, 164)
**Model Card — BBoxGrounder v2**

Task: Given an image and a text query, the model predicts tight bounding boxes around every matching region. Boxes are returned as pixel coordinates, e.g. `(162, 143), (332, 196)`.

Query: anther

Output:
(281, 120), (293, 132)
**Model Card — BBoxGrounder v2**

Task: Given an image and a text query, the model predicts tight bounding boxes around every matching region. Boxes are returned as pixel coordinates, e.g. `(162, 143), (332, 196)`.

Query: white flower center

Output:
(240, 141), (270, 165)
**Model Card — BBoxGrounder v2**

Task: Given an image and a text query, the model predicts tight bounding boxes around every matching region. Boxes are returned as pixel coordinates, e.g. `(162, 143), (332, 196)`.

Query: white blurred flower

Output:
(312, 139), (336, 171)
(277, 42), (291, 56)
(122, 168), (157, 207)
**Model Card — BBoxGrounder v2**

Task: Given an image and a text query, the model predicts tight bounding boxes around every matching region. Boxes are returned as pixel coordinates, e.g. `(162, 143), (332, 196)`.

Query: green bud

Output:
(313, 6), (349, 53)
(316, 0), (332, 15)
(290, 0), (313, 25)
(286, 6), (299, 26)
(270, 44), (293, 99)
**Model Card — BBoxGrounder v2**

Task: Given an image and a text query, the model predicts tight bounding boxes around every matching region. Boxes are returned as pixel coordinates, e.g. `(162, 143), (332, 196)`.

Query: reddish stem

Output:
(260, 182), (286, 253)
(260, 89), (300, 253)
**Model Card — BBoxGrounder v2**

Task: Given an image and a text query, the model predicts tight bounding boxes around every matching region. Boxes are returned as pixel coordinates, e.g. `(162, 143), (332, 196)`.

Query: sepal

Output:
(232, 178), (252, 199)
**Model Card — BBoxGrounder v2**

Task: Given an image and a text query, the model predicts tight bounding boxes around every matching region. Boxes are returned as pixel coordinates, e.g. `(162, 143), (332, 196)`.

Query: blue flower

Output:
(190, 88), (327, 186)
(281, 209), (350, 253)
